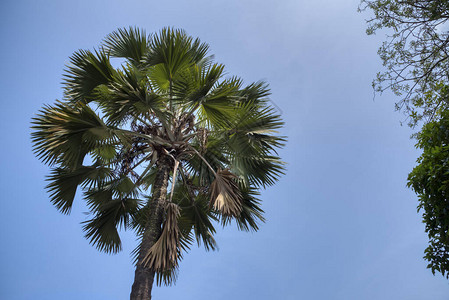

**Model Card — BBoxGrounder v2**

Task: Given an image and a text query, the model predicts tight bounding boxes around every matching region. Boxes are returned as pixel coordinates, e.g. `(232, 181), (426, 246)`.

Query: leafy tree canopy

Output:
(361, 1), (449, 279)
(359, 0), (449, 127)
(408, 106), (449, 279)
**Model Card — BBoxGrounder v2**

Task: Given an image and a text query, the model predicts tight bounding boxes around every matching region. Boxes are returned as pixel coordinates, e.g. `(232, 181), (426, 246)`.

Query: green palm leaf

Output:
(231, 154), (285, 187)
(145, 28), (209, 73)
(173, 183), (218, 251)
(63, 49), (116, 103)
(103, 27), (149, 65)
(83, 197), (142, 253)
(46, 165), (112, 214)
(31, 101), (116, 168)
(96, 65), (163, 125)
(172, 63), (225, 106)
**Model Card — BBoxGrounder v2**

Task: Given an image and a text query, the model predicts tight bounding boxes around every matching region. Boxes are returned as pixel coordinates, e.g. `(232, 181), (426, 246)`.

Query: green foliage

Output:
(408, 108), (449, 278)
(362, 1), (449, 279)
(31, 27), (285, 287)
(359, 0), (449, 127)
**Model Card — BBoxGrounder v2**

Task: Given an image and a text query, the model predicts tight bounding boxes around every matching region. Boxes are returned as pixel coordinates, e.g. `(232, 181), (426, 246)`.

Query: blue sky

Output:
(1, 0), (448, 299)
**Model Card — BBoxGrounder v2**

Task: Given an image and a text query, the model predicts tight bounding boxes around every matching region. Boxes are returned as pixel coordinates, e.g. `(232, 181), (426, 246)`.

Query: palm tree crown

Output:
(32, 27), (285, 298)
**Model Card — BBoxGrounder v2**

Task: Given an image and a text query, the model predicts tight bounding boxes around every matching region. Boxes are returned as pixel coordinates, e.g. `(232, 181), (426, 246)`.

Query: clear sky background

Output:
(1, 0), (448, 299)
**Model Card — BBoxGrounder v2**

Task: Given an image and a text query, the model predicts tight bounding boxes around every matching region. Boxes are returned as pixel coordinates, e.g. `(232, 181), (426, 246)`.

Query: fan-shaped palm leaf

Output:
(83, 197), (142, 253)
(64, 49), (116, 104)
(31, 101), (117, 168)
(209, 169), (243, 217)
(103, 27), (149, 65)
(141, 203), (182, 274)
(46, 165), (112, 214)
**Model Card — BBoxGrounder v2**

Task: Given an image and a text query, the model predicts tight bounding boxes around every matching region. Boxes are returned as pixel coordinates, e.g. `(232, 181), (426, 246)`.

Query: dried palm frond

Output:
(141, 203), (181, 273)
(209, 169), (242, 217)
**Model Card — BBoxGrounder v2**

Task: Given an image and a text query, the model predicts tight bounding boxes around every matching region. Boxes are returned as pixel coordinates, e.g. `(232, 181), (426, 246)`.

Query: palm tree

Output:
(31, 27), (285, 300)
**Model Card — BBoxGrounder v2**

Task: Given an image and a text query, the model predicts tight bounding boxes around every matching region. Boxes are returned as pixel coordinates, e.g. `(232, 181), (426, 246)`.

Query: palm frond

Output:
(222, 102), (286, 187)
(31, 101), (116, 168)
(145, 28), (209, 74)
(172, 182), (218, 251)
(46, 165), (112, 214)
(231, 154), (285, 187)
(90, 144), (117, 162)
(84, 186), (114, 211)
(141, 203), (182, 278)
(139, 167), (158, 191)
(172, 63), (225, 106)
(226, 103), (285, 153)
(197, 77), (243, 128)
(83, 213), (122, 253)
(143, 28), (211, 99)
(96, 65), (163, 125)
(186, 35), (210, 64)
(129, 198), (152, 236)
(237, 81), (271, 104)
(210, 169), (242, 217)
(222, 186), (265, 232)
(83, 174), (141, 213)
(146, 63), (171, 93)
(185, 136), (228, 186)
(103, 27), (149, 65)
(63, 49), (116, 103)
(83, 197), (142, 253)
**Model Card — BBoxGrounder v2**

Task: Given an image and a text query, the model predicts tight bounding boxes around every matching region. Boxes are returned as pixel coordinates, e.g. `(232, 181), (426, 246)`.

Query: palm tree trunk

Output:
(130, 161), (170, 300)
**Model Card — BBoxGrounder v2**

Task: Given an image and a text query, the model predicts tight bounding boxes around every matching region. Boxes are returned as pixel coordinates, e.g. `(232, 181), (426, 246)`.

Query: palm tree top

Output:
(31, 27), (285, 287)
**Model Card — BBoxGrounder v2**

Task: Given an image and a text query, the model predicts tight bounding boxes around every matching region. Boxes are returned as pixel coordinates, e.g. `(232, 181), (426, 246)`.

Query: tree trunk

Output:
(130, 161), (170, 300)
